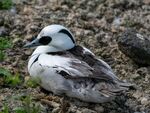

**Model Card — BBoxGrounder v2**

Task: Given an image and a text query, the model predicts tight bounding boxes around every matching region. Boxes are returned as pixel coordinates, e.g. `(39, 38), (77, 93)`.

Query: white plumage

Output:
(25, 24), (132, 103)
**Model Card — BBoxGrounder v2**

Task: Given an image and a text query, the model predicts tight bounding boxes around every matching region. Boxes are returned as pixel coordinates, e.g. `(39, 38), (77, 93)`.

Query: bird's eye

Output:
(39, 36), (52, 45)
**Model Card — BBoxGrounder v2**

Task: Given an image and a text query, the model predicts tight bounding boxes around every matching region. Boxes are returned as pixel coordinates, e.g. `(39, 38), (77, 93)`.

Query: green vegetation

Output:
(0, 50), (5, 61)
(0, 68), (22, 87)
(0, 68), (12, 77)
(25, 77), (40, 88)
(0, 0), (12, 9)
(5, 72), (22, 86)
(0, 104), (9, 113)
(0, 37), (12, 61)
(0, 37), (12, 50)
(14, 95), (41, 113)
(0, 96), (41, 113)
(0, 68), (40, 112)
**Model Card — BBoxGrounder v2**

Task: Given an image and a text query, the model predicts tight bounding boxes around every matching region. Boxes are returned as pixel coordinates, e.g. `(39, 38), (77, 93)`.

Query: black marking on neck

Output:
(46, 45), (76, 55)
(59, 29), (75, 43)
(30, 54), (40, 68)
(47, 51), (66, 55)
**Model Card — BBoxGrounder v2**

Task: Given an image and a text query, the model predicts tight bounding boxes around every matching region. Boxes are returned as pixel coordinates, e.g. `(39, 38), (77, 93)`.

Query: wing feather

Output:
(38, 45), (132, 91)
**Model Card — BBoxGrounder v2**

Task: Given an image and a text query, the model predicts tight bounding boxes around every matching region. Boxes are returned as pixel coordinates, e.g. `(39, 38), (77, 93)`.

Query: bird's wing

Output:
(68, 45), (119, 82)
(38, 52), (118, 83)
(68, 45), (133, 87)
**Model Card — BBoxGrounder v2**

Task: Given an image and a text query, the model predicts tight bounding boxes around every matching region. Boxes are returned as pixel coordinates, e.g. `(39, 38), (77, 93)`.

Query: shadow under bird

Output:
(24, 24), (132, 103)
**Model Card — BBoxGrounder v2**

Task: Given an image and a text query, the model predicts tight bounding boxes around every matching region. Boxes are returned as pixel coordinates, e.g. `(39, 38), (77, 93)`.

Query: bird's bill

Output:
(23, 38), (40, 48)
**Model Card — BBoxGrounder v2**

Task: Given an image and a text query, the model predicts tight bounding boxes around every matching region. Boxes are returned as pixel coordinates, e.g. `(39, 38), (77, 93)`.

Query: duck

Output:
(24, 24), (132, 103)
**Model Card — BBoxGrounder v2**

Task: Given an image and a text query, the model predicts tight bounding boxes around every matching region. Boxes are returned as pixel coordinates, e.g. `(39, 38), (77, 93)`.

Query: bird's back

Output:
(28, 45), (132, 103)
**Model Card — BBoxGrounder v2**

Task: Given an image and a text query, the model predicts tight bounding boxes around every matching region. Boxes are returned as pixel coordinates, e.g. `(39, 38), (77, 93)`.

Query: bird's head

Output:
(24, 24), (75, 52)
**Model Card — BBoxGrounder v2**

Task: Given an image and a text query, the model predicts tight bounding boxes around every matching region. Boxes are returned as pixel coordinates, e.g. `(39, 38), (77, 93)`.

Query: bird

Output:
(24, 24), (132, 103)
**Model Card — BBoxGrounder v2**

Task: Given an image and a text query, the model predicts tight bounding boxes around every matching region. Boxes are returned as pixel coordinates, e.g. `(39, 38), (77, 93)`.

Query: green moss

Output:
(14, 95), (41, 113)
(0, 95), (41, 113)
(25, 77), (40, 88)
(0, 50), (6, 61)
(0, 0), (12, 10)
(0, 68), (22, 87)
(0, 68), (11, 77)
(0, 37), (12, 50)
(0, 37), (12, 61)
(5, 73), (22, 86)
(0, 104), (9, 113)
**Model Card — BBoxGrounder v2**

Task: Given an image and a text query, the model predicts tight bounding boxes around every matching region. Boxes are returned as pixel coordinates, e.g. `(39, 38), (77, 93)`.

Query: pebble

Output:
(132, 91), (142, 99)
(94, 105), (104, 112)
(81, 108), (96, 113)
(112, 17), (122, 27)
(52, 107), (60, 113)
(140, 97), (149, 105)
(12, 0), (25, 4)
(0, 26), (8, 36)
(143, 0), (150, 4)
(10, 7), (17, 15)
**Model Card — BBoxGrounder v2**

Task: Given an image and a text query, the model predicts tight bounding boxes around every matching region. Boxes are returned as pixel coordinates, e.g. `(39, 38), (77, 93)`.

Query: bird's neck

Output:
(32, 46), (61, 55)
(32, 45), (74, 55)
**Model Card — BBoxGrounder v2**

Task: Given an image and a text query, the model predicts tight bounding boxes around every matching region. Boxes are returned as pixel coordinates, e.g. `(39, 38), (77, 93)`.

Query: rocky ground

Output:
(0, 0), (150, 113)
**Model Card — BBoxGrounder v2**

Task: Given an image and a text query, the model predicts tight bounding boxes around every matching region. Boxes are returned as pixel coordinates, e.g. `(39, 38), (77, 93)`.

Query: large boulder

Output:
(117, 29), (150, 65)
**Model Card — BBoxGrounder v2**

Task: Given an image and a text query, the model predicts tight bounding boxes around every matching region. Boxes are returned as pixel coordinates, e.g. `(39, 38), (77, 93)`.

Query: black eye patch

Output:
(39, 36), (52, 45)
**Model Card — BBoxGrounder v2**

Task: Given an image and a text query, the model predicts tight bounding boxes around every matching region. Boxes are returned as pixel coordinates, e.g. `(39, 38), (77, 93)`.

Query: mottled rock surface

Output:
(118, 29), (150, 65)
(0, 0), (150, 113)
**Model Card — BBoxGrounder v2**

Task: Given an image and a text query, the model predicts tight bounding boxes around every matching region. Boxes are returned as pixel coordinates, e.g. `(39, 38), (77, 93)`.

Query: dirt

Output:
(0, 0), (150, 113)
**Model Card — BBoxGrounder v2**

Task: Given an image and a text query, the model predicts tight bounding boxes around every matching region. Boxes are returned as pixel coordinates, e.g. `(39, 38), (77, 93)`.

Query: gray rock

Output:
(12, 0), (26, 4)
(117, 29), (150, 65)
(94, 105), (104, 113)
(0, 26), (8, 36)
(81, 108), (96, 113)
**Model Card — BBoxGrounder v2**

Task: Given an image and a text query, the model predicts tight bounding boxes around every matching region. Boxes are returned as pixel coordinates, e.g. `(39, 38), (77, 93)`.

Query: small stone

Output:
(24, 50), (32, 55)
(23, 6), (33, 15)
(140, 97), (149, 105)
(95, 105), (104, 112)
(13, 38), (24, 47)
(0, 17), (4, 26)
(84, 30), (92, 35)
(132, 74), (140, 79)
(0, 95), (5, 101)
(143, 0), (150, 4)
(76, 110), (82, 113)
(0, 102), (2, 108)
(81, 108), (96, 113)
(10, 7), (17, 15)
(112, 17), (122, 27)
(134, 111), (145, 113)
(132, 91), (142, 99)
(0, 26), (8, 36)
(12, 0), (25, 4)
(52, 107), (60, 113)
(36, 0), (48, 5)
(61, 5), (69, 10)
(111, 26), (118, 33)
(13, 38), (21, 44)
(25, 73), (31, 78)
